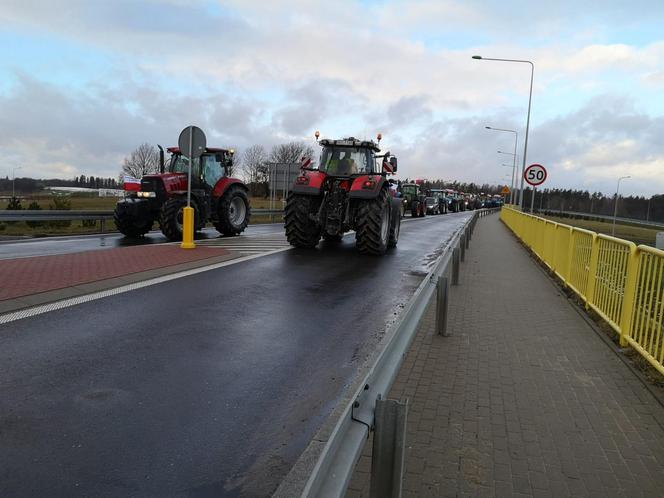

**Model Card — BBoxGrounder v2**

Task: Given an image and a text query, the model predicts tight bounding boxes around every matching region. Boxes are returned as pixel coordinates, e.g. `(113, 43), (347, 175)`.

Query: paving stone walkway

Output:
(347, 213), (664, 498)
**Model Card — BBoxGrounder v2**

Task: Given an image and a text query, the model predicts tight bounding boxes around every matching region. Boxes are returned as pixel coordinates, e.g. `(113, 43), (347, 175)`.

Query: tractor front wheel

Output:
(160, 198), (198, 241)
(215, 186), (250, 236)
(285, 193), (321, 248)
(113, 210), (153, 238)
(356, 188), (390, 255)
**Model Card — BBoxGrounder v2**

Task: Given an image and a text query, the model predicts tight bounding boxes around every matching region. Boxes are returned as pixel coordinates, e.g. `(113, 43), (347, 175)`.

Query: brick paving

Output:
(347, 214), (664, 497)
(0, 245), (229, 301)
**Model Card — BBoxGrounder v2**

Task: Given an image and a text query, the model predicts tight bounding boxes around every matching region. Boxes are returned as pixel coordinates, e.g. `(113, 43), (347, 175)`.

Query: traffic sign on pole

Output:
(178, 126), (206, 249)
(523, 164), (547, 213)
(523, 164), (547, 187)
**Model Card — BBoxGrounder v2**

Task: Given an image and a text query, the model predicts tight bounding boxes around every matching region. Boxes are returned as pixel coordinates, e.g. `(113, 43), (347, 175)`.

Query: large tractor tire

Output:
(388, 201), (401, 248)
(160, 197), (198, 241)
(411, 202), (419, 218)
(113, 209), (152, 238)
(356, 188), (391, 255)
(215, 185), (250, 236)
(284, 193), (321, 248)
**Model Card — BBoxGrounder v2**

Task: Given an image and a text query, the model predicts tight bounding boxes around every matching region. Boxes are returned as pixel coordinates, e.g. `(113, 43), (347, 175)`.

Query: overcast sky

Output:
(1, 0), (663, 196)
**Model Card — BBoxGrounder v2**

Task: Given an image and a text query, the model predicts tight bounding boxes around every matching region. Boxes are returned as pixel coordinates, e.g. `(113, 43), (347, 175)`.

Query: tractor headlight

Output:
(137, 191), (156, 198)
(404, 200), (408, 204)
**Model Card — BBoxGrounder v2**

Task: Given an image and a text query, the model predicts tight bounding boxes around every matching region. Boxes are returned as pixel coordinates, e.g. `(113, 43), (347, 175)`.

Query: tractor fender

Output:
(292, 170), (326, 195)
(213, 177), (248, 198)
(348, 175), (388, 199)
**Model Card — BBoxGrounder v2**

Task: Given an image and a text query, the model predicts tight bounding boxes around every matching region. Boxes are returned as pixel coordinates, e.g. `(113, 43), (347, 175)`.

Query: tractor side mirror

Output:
(389, 156), (398, 172)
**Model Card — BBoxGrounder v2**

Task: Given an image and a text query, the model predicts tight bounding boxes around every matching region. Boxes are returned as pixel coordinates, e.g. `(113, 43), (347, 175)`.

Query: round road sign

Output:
(178, 125), (206, 159)
(524, 164), (547, 186)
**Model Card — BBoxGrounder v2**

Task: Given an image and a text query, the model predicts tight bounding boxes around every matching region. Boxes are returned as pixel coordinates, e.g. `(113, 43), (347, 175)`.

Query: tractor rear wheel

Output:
(285, 193), (321, 248)
(356, 188), (390, 255)
(113, 210), (153, 238)
(160, 198), (197, 241)
(388, 209), (400, 248)
(215, 185), (250, 236)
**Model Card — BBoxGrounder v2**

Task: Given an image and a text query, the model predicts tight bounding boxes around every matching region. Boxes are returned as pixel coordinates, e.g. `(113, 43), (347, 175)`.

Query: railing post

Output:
(371, 398), (408, 498)
(586, 234), (600, 309)
(465, 227), (471, 247)
(619, 246), (640, 347)
(460, 234), (466, 262)
(436, 275), (449, 336)
(100, 218), (106, 233)
(452, 248), (460, 285)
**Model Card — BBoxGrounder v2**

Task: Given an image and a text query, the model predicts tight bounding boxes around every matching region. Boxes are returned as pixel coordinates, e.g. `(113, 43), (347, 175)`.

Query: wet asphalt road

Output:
(0, 212), (472, 497)
(0, 224), (285, 260)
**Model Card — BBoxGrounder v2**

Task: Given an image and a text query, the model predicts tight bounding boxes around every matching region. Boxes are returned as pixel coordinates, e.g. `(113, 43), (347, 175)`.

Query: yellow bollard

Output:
(180, 206), (196, 249)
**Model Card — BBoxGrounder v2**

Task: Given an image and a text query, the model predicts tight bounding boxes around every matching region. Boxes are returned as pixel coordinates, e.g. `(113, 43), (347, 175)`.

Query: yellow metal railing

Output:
(501, 206), (664, 376)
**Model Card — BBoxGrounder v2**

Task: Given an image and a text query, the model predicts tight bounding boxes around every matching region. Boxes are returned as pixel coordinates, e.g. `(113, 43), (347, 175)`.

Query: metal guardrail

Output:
(274, 207), (501, 498)
(0, 208), (284, 223)
(501, 206), (664, 376)
(537, 208), (664, 230)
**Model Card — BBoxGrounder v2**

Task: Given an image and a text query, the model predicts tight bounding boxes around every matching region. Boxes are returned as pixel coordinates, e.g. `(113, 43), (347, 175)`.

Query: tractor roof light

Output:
(229, 149), (235, 155)
(315, 130), (320, 141)
(377, 133), (382, 142)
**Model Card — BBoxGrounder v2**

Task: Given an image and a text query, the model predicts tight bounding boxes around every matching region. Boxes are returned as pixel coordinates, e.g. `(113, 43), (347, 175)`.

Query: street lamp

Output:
(612, 176), (631, 236)
(474, 55), (535, 210)
(11, 166), (22, 198)
(486, 126), (518, 204)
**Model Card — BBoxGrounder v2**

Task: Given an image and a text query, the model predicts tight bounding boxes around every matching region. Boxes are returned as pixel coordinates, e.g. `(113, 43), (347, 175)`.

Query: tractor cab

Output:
(316, 137), (397, 177)
(165, 147), (234, 189)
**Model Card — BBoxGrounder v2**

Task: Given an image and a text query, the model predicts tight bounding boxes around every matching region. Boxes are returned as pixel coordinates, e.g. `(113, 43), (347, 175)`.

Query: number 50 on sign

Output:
(524, 164), (547, 186)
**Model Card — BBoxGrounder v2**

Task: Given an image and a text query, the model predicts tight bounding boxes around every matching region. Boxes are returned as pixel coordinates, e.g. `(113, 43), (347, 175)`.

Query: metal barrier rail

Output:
(273, 207), (501, 498)
(501, 206), (664, 376)
(0, 208), (283, 222)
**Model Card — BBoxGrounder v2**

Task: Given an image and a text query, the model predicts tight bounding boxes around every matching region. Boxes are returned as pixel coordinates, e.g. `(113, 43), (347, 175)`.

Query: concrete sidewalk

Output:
(347, 214), (664, 497)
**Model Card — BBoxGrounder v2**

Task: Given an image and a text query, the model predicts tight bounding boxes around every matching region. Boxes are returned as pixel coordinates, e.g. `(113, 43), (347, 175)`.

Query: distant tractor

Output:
(114, 146), (250, 240)
(401, 183), (426, 217)
(428, 188), (448, 214)
(284, 134), (401, 255)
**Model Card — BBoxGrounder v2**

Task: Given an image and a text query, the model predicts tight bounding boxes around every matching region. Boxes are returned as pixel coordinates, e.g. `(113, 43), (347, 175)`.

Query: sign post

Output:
(178, 125), (206, 249)
(523, 164), (547, 213)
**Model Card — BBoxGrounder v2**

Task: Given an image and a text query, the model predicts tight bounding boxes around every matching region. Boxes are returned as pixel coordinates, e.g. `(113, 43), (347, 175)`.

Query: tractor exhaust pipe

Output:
(158, 144), (165, 174)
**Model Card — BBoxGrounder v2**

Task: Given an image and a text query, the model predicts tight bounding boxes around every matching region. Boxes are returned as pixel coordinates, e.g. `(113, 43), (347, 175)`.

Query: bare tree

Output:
(121, 143), (159, 178)
(241, 144), (268, 184)
(269, 142), (315, 165)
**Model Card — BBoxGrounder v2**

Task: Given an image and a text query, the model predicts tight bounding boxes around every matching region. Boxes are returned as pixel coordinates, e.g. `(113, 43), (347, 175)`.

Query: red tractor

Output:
(284, 135), (401, 255)
(114, 146), (250, 240)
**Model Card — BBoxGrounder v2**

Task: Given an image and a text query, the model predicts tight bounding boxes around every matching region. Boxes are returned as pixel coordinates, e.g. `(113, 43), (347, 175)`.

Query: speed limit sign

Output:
(524, 164), (547, 186)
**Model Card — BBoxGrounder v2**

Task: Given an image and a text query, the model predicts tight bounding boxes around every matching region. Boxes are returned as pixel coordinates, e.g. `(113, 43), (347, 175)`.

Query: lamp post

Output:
(473, 55), (534, 210)
(612, 176), (631, 236)
(646, 196), (651, 222)
(486, 126), (518, 204)
(11, 166), (22, 198)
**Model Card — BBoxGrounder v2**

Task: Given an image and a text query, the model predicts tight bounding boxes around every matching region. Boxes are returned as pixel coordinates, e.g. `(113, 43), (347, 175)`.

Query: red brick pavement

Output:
(0, 245), (229, 301)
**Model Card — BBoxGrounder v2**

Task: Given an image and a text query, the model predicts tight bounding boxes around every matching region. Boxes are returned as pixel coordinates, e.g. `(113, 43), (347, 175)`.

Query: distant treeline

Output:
(1, 176), (120, 193)
(522, 188), (662, 222)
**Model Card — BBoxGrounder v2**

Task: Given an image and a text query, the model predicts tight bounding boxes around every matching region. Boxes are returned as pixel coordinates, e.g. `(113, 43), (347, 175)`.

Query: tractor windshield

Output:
(169, 154), (201, 178)
(319, 147), (372, 176)
(401, 185), (418, 196)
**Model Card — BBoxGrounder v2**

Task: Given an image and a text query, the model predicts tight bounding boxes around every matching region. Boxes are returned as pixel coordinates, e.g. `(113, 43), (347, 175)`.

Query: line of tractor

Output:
(113, 131), (502, 257)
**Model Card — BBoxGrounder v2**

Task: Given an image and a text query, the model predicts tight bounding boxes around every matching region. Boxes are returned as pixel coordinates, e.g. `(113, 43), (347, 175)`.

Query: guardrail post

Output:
(585, 234), (600, 310)
(460, 234), (466, 262)
(452, 248), (460, 285)
(371, 398), (408, 498)
(619, 246), (640, 347)
(100, 218), (106, 233)
(466, 227), (471, 246)
(436, 275), (449, 336)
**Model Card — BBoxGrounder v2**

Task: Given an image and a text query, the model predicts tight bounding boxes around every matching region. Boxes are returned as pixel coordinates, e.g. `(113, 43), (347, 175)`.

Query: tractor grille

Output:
(141, 178), (164, 195)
